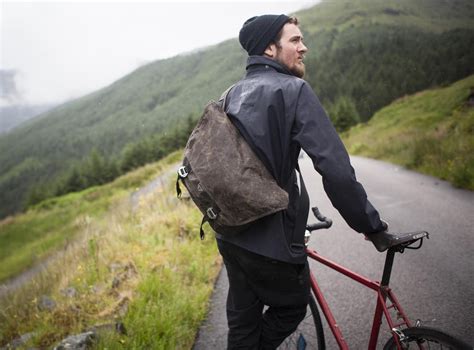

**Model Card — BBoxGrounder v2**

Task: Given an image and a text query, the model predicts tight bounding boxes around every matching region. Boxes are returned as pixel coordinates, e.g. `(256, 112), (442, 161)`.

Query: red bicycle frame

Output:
(306, 247), (412, 350)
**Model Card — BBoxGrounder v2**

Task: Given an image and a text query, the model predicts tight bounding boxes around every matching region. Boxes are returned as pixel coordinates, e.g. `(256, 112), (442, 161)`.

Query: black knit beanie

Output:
(239, 14), (290, 56)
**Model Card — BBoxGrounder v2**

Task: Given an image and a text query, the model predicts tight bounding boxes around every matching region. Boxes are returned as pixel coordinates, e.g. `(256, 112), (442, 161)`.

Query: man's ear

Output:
(264, 43), (277, 58)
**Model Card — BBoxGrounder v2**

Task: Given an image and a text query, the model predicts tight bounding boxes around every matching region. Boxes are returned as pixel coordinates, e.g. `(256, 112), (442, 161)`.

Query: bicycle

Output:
(279, 207), (472, 350)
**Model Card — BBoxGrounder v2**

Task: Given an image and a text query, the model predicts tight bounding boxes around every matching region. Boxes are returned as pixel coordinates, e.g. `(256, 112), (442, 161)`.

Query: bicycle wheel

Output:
(383, 326), (472, 350)
(277, 293), (325, 350)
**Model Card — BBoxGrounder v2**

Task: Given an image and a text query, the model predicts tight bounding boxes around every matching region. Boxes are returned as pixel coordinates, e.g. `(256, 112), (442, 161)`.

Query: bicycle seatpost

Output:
(381, 248), (396, 287)
(380, 232), (427, 287)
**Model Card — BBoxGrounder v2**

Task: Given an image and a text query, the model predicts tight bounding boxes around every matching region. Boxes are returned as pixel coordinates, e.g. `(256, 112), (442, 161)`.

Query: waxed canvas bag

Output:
(176, 87), (289, 238)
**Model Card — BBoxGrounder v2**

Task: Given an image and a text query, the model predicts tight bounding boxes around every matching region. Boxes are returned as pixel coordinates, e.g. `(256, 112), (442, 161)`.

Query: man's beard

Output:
(275, 52), (305, 78)
(291, 63), (305, 78)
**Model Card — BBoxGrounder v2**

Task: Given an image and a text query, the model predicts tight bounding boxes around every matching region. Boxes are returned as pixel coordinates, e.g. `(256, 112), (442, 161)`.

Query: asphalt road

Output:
(193, 155), (474, 349)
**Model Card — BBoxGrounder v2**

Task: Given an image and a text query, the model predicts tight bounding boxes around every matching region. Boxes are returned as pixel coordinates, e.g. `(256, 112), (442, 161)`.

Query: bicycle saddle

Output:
(366, 231), (429, 252)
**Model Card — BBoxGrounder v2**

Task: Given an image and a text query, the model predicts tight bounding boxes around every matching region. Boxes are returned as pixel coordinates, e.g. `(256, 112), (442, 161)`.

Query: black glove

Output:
(365, 220), (420, 252)
(365, 231), (400, 252)
(365, 220), (393, 252)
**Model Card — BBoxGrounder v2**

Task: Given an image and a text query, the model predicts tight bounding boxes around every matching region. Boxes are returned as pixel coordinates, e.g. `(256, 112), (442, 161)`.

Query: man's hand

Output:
(365, 231), (401, 252)
(365, 220), (392, 252)
(365, 220), (424, 252)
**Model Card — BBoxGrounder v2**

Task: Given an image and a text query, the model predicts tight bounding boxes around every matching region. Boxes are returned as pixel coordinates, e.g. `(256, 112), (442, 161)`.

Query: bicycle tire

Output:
(383, 326), (472, 350)
(278, 293), (325, 350)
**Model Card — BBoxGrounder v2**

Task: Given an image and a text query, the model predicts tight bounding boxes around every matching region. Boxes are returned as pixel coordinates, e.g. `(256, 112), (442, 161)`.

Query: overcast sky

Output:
(1, 0), (319, 106)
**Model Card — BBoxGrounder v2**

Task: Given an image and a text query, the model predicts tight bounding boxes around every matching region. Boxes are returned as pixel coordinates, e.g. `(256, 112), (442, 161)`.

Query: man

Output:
(216, 14), (393, 349)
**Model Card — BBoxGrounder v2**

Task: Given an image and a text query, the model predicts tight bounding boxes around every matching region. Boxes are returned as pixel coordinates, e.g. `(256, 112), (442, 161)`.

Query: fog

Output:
(1, 0), (319, 106)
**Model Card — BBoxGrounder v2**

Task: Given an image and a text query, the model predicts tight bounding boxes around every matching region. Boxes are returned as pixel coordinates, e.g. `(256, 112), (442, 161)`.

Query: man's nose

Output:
(299, 42), (308, 53)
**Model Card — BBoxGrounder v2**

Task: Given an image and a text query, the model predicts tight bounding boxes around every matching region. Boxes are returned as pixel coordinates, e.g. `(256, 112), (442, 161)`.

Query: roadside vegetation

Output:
(0, 151), (221, 349)
(343, 75), (474, 190)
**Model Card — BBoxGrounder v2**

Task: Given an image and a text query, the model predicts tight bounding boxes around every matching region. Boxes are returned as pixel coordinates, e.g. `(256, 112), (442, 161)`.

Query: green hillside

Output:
(298, 0), (474, 33)
(1, 0), (473, 218)
(343, 75), (474, 189)
(301, 0), (474, 121)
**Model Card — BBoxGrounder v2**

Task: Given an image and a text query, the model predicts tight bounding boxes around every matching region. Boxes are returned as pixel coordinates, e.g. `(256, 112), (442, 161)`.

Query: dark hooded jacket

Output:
(215, 56), (385, 264)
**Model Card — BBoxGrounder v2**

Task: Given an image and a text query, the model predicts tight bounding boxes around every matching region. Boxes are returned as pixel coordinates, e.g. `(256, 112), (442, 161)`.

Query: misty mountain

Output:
(0, 104), (57, 134)
(0, 69), (21, 103)
(0, 0), (473, 218)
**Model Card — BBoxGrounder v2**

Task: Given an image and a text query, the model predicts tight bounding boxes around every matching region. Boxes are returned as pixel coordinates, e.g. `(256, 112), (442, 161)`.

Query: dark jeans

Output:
(216, 239), (310, 350)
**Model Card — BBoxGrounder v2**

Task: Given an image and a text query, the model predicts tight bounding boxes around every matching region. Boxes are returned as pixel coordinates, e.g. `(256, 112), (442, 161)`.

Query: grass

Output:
(0, 189), (114, 282)
(0, 151), (221, 349)
(343, 75), (474, 190)
(0, 152), (178, 283)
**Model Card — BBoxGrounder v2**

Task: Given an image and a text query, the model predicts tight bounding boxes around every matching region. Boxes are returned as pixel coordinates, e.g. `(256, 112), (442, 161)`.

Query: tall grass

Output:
(0, 151), (221, 349)
(0, 152), (180, 283)
(343, 75), (474, 190)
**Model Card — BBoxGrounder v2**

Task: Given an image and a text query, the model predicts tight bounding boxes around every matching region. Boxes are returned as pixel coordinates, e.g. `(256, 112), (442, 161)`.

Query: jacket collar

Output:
(246, 55), (293, 76)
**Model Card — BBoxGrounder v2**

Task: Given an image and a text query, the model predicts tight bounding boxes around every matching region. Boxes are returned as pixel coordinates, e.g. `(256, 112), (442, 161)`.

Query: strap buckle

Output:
(206, 207), (218, 220)
(178, 166), (189, 178)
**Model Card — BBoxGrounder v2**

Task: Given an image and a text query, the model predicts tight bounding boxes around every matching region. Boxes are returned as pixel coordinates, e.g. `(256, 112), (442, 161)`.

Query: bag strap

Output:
(199, 216), (208, 240)
(199, 205), (221, 240)
(291, 163), (310, 253)
(219, 84), (236, 110)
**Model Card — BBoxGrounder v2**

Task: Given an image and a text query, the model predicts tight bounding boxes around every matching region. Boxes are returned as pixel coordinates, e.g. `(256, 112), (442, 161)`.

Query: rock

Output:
(108, 262), (123, 273)
(97, 291), (131, 318)
(90, 283), (105, 294)
(53, 331), (96, 350)
(60, 287), (77, 298)
(111, 262), (138, 289)
(37, 295), (56, 311)
(3, 332), (35, 349)
(115, 322), (127, 335)
(111, 275), (121, 289)
(86, 322), (127, 335)
(117, 299), (129, 317)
